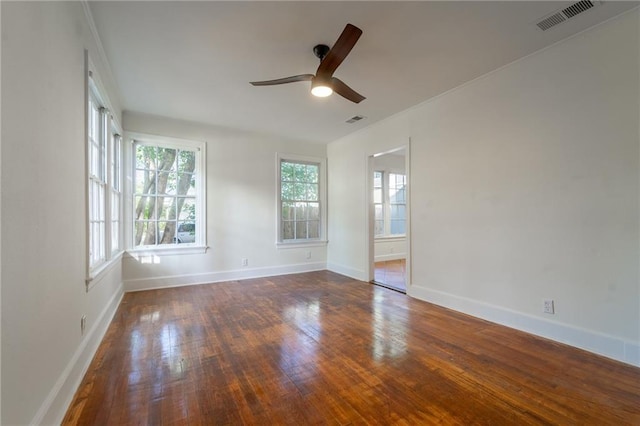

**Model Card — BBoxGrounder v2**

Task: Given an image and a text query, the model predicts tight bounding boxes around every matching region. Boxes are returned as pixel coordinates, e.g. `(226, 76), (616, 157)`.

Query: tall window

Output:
(132, 137), (205, 248)
(87, 76), (122, 273)
(374, 171), (406, 237)
(110, 130), (122, 253)
(278, 155), (326, 244)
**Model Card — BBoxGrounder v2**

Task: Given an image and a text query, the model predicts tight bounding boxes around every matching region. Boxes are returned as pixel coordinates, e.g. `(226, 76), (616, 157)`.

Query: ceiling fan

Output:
(250, 23), (366, 104)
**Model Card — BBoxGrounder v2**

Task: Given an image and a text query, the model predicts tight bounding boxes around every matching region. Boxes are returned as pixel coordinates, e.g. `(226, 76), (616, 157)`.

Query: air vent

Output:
(346, 115), (365, 124)
(535, 0), (601, 31)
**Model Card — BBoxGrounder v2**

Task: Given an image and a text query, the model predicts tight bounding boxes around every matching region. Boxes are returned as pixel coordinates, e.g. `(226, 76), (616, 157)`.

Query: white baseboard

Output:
(33, 282), (124, 425)
(326, 262), (367, 281)
(374, 253), (406, 262)
(124, 262), (327, 292)
(409, 285), (640, 367)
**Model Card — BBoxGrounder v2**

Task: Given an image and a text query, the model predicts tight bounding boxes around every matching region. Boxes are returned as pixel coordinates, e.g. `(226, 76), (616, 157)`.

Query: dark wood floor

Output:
(63, 271), (640, 425)
(374, 259), (406, 291)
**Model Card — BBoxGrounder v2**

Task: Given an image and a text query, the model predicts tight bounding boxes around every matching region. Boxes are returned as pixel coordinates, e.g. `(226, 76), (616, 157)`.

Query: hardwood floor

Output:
(63, 271), (640, 425)
(374, 259), (406, 291)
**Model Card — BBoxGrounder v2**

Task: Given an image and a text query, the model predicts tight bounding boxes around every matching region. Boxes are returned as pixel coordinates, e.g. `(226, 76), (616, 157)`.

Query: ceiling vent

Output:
(346, 115), (365, 124)
(535, 0), (601, 31)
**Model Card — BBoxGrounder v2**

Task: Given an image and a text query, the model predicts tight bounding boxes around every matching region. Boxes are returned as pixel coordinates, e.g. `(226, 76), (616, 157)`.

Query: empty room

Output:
(2, 1), (640, 424)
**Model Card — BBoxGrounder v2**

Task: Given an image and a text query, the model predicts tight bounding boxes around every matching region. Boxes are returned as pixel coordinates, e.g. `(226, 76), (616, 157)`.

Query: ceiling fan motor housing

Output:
(313, 44), (331, 61)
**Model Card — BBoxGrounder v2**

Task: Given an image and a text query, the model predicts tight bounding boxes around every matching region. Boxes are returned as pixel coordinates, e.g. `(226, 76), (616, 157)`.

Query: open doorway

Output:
(368, 147), (408, 293)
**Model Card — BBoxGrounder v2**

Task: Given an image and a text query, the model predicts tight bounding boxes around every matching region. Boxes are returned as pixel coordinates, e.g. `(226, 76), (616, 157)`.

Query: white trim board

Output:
(326, 262), (367, 282)
(124, 262), (326, 292)
(374, 253), (406, 262)
(409, 285), (640, 368)
(33, 283), (125, 425)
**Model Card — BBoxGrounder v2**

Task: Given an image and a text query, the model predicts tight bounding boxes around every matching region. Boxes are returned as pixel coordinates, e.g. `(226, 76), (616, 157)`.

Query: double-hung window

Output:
(87, 72), (122, 279)
(277, 154), (327, 245)
(131, 135), (206, 251)
(374, 171), (406, 237)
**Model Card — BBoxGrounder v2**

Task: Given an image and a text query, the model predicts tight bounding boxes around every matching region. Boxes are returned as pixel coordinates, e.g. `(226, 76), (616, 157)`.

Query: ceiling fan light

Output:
(311, 78), (333, 97)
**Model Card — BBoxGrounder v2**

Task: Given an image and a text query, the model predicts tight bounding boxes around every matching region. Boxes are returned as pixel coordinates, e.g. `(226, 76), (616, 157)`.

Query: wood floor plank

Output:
(63, 271), (640, 425)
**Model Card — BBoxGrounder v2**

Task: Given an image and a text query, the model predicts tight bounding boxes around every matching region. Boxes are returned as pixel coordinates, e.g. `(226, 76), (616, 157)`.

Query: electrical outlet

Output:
(81, 315), (87, 335)
(241, 258), (248, 267)
(306, 250), (312, 259)
(543, 299), (555, 314)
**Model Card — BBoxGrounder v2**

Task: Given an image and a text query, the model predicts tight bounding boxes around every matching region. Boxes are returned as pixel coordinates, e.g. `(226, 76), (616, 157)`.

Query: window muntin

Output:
(374, 171), (406, 237)
(133, 141), (201, 248)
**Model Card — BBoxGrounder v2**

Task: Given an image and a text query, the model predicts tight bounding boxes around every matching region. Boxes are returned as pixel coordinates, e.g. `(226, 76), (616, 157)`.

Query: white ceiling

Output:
(89, 1), (637, 144)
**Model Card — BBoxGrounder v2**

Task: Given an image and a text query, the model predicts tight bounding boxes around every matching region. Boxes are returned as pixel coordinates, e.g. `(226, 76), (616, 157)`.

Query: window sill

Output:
(86, 250), (124, 291)
(276, 240), (328, 249)
(127, 245), (209, 258)
(374, 235), (406, 242)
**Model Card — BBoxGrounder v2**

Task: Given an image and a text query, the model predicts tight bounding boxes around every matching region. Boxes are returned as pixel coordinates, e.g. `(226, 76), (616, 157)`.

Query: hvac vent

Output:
(535, 0), (601, 31)
(346, 115), (365, 124)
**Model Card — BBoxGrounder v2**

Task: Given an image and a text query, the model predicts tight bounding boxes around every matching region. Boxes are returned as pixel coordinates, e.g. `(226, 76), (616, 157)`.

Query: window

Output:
(374, 171), (406, 237)
(87, 73), (122, 275)
(132, 136), (205, 249)
(277, 155), (327, 244)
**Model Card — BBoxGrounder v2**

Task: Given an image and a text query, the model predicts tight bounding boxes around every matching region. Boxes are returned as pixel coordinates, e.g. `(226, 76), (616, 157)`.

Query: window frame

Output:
(127, 132), (207, 256)
(86, 57), (124, 287)
(276, 153), (327, 248)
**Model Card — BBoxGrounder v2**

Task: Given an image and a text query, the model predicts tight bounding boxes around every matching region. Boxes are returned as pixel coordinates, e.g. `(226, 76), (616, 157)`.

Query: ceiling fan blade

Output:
(250, 74), (314, 86)
(331, 77), (366, 104)
(316, 23), (362, 78)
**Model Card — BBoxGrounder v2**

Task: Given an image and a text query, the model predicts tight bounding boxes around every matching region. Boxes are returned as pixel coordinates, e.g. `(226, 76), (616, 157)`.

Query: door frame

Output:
(366, 142), (411, 289)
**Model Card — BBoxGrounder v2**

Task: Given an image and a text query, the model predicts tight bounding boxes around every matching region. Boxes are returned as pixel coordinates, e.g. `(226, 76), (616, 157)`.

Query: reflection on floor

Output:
(374, 258), (406, 292)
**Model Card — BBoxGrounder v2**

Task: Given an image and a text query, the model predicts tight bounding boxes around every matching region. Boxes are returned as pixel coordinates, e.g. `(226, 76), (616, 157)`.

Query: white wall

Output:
(122, 112), (327, 291)
(1, 3), (124, 424)
(327, 9), (640, 366)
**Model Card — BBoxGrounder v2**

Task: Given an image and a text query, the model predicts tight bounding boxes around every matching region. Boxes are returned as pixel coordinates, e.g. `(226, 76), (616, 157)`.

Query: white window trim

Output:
(276, 153), (327, 248)
(86, 53), (124, 288)
(126, 132), (208, 255)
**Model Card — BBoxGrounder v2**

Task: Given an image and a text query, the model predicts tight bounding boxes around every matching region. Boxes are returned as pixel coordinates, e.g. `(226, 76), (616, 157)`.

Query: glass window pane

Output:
(134, 221), (152, 247)
(281, 162), (295, 182)
(178, 150), (196, 173)
(177, 173), (196, 196)
(179, 198), (196, 221)
(295, 221), (308, 239)
(374, 188), (382, 204)
(375, 220), (384, 236)
(306, 183), (318, 201)
(135, 170), (151, 195)
(308, 221), (320, 239)
(136, 145), (156, 170)
(157, 196), (175, 221)
(306, 164), (319, 183)
(282, 221), (294, 240)
(293, 183), (305, 200)
(176, 221), (196, 244)
(374, 204), (383, 220)
(157, 147), (177, 172)
(294, 163), (306, 182)
(308, 203), (320, 221)
(295, 202), (306, 221)
(282, 202), (294, 220)
(391, 220), (405, 235)
(158, 221), (175, 245)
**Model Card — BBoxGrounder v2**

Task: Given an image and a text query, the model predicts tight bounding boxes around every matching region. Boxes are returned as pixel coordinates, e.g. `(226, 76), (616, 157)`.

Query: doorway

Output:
(368, 147), (409, 293)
